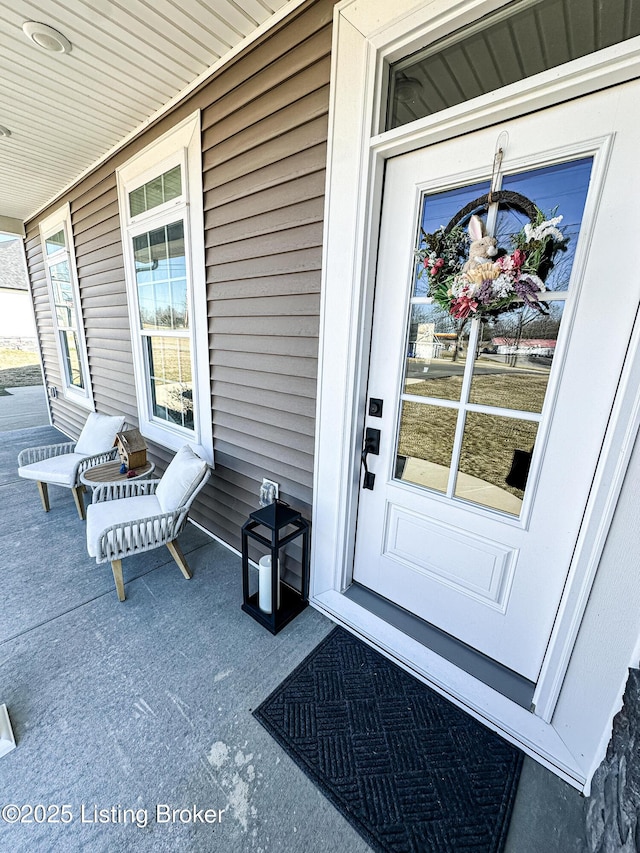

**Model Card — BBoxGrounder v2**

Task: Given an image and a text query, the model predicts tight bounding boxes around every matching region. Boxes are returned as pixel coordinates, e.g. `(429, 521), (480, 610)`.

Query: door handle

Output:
(361, 427), (380, 490)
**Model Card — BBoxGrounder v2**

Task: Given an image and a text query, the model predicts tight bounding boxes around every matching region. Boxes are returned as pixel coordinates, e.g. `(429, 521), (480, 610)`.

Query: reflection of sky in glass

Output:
(498, 157), (593, 292)
(420, 180), (491, 234)
(414, 157), (593, 296)
(414, 180), (490, 295)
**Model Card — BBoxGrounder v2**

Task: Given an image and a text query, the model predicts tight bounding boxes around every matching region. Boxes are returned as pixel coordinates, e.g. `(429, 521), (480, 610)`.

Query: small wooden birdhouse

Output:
(114, 428), (147, 470)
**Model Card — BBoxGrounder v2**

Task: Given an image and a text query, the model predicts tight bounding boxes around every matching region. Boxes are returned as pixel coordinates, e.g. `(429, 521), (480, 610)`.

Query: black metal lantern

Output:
(241, 500), (310, 634)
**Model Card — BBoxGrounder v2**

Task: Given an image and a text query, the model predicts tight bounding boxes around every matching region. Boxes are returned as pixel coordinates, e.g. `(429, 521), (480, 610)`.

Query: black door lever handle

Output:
(361, 428), (381, 490)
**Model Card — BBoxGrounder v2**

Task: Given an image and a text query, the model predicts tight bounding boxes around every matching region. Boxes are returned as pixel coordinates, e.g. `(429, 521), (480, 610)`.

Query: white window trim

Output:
(312, 0), (640, 792)
(117, 111), (212, 464)
(39, 203), (94, 411)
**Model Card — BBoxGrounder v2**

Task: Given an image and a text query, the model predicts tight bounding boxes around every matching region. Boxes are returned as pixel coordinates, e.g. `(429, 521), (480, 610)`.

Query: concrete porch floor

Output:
(0, 386), (588, 852)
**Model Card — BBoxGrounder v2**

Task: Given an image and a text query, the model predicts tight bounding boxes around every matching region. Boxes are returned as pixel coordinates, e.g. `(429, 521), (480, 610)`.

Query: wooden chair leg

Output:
(71, 486), (86, 521)
(166, 540), (192, 580)
(111, 559), (126, 601)
(37, 481), (50, 512)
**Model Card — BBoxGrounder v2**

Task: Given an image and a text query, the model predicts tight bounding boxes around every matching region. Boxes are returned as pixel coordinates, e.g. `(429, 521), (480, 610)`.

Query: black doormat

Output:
(253, 627), (523, 853)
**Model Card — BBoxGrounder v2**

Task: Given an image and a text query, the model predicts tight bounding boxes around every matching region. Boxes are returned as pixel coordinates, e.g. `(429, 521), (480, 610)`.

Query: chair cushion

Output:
(75, 412), (126, 456)
(18, 453), (87, 487)
(155, 445), (207, 513)
(86, 494), (162, 558)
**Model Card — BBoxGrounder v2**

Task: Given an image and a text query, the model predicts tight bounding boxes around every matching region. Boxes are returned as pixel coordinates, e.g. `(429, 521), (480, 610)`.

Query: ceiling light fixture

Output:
(0, 126), (11, 138)
(22, 21), (72, 54)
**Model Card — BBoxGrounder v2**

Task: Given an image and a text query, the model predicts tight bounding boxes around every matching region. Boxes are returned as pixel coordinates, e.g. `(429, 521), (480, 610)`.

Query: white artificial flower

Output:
(450, 275), (467, 297)
(524, 215), (565, 243)
(492, 273), (515, 298)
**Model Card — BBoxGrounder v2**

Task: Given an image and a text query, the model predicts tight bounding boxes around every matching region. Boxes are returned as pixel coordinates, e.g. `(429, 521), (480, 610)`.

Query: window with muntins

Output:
(40, 205), (93, 409)
(117, 113), (212, 463)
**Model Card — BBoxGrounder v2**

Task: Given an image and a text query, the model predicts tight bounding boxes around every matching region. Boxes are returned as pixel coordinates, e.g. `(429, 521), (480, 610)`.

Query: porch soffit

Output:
(0, 0), (303, 227)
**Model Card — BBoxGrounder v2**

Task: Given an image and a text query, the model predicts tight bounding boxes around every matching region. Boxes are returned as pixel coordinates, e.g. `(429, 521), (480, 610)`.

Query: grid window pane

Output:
(129, 187), (146, 218)
(61, 330), (84, 389)
(134, 221), (187, 330)
(454, 412), (539, 515)
(128, 164), (183, 217)
(50, 260), (76, 329)
(404, 303), (470, 400)
(470, 303), (565, 413)
(45, 229), (66, 255)
(395, 400), (457, 492)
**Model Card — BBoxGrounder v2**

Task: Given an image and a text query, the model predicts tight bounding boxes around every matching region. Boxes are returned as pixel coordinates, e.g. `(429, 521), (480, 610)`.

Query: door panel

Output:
(353, 86), (638, 681)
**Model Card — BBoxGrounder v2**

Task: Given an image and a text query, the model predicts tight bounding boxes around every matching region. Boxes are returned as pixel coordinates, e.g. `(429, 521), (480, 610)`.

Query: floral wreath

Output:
(415, 191), (568, 320)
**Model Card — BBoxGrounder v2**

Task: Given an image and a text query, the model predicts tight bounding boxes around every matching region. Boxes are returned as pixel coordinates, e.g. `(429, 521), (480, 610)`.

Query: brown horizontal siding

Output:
(213, 349), (317, 379)
(201, 28), (332, 137)
(207, 198), (325, 248)
(74, 220), (122, 254)
(204, 144), (327, 208)
(204, 116), (328, 191)
(70, 173), (119, 213)
(202, 87), (330, 168)
(210, 333), (318, 358)
(211, 378), (317, 418)
(71, 176), (138, 429)
(208, 247), (323, 284)
(205, 172), (326, 229)
(214, 396), (315, 436)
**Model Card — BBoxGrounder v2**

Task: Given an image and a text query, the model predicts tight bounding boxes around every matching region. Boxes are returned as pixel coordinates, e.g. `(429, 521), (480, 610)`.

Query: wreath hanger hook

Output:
(487, 130), (509, 205)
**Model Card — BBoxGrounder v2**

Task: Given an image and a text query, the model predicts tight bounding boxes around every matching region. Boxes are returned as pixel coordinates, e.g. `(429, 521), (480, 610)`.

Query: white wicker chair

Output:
(18, 412), (126, 520)
(86, 445), (210, 601)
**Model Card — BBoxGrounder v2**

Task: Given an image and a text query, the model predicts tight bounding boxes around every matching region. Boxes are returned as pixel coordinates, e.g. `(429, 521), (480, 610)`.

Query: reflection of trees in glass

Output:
(483, 303), (563, 367)
(139, 301), (188, 330)
(167, 383), (194, 429)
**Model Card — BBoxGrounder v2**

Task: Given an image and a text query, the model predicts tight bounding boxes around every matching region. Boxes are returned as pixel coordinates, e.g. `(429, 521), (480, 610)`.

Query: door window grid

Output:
(395, 158), (592, 515)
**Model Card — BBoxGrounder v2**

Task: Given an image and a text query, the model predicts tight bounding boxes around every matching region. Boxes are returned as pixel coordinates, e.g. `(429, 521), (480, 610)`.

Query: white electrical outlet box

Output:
(260, 478), (279, 506)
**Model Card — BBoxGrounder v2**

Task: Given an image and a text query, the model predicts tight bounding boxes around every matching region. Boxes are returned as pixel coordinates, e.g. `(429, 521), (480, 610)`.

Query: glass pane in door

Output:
(470, 302), (565, 412)
(396, 401), (457, 492)
(403, 303), (469, 400)
(454, 412), (539, 514)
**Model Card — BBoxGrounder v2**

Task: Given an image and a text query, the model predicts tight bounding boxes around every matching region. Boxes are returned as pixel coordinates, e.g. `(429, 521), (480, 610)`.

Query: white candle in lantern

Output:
(258, 555), (280, 613)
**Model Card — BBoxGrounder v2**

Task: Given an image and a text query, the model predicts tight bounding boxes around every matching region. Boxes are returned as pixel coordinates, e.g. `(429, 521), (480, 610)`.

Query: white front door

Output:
(353, 86), (637, 682)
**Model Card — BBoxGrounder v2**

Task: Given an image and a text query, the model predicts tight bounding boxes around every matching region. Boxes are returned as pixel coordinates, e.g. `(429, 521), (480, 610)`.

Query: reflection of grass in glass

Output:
(398, 402), (457, 468)
(406, 373), (548, 412)
(459, 412), (538, 499)
(147, 336), (193, 427)
(63, 331), (84, 388)
(398, 380), (543, 498)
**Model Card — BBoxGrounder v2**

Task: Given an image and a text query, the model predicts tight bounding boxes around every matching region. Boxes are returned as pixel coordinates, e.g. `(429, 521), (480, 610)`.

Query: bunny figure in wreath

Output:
(462, 214), (498, 272)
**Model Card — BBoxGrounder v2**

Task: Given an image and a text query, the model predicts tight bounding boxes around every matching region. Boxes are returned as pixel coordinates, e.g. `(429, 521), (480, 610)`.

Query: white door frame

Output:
(311, 0), (640, 790)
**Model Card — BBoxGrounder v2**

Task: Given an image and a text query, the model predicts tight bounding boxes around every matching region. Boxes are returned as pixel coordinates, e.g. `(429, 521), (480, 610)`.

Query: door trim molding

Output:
(313, 0), (640, 787)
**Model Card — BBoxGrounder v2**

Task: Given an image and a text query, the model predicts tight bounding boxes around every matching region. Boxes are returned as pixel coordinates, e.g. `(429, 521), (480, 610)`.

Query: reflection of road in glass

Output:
(405, 354), (552, 382)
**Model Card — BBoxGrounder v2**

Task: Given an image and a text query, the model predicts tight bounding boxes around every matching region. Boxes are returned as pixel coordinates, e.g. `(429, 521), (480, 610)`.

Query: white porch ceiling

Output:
(0, 0), (297, 225)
